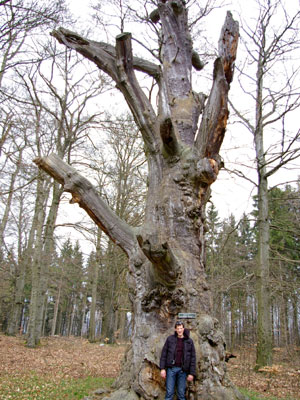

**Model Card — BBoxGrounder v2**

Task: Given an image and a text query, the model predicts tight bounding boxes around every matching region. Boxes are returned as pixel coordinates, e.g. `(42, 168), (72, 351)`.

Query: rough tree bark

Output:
(35, 2), (242, 399)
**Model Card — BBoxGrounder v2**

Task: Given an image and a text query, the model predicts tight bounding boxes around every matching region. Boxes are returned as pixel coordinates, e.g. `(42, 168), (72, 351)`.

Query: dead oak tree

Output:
(34, 2), (241, 399)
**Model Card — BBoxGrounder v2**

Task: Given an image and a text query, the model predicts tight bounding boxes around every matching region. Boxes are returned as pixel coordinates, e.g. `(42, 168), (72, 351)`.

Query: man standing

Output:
(160, 321), (196, 400)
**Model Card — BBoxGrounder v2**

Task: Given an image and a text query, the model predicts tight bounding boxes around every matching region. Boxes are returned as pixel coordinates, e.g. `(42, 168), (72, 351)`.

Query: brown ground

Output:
(226, 346), (300, 399)
(0, 335), (299, 399)
(0, 334), (123, 380)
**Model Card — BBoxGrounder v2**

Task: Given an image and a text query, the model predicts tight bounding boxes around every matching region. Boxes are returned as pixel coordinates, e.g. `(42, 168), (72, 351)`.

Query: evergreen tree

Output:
(268, 185), (300, 346)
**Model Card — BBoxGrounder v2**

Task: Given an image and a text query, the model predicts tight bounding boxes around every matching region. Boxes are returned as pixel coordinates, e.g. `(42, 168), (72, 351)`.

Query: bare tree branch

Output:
(34, 154), (136, 256)
(51, 28), (161, 158)
(196, 11), (239, 160)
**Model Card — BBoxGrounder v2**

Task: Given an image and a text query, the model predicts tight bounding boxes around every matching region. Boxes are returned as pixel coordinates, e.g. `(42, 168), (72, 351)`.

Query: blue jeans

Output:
(165, 367), (187, 400)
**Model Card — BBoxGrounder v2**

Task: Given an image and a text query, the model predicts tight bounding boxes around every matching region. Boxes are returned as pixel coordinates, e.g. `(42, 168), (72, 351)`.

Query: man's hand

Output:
(187, 374), (194, 382)
(160, 369), (166, 379)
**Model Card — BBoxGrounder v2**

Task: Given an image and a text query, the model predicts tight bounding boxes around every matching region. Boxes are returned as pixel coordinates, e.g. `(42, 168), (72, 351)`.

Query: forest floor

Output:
(226, 345), (300, 399)
(0, 335), (299, 400)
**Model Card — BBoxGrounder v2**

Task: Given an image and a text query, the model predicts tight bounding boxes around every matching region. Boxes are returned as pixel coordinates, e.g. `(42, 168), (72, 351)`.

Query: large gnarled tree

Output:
(35, 2), (241, 399)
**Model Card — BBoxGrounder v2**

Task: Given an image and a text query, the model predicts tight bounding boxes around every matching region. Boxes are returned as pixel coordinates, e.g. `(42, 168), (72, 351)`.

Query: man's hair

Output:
(175, 321), (184, 328)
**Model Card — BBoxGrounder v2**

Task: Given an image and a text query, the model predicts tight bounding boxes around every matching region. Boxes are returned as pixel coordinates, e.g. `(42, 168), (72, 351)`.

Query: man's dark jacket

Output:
(160, 329), (196, 376)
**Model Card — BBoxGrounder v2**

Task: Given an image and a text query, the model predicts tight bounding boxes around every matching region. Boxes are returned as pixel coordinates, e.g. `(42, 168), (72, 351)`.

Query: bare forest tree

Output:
(24, 47), (109, 347)
(0, 0), (67, 337)
(229, 0), (300, 369)
(0, 34), (109, 344)
(34, 1), (242, 399)
(0, 0), (65, 251)
(0, 0), (65, 86)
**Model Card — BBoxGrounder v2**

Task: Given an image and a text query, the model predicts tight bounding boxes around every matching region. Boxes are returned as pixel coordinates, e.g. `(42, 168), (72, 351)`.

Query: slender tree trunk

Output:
(89, 229), (101, 342)
(26, 242), (43, 345)
(0, 149), (23, 248)
(35, 182), (63, 338)
(42, 296), (49, 336)
(292, 295), (300, 346)
(66, 298), (72, 336)
(101, 243), (118, 342)
(88, 264), (99, 341)
(100, 296), (109, 339)
(114, 311), (119, 341)
(2, 152), (26, 336)
(230, 296), (236, 351)
(80, 293), (87, 337)
(271, 303), (276, 346)
(251, 296), (256, 345)
(255, 171), (273, 368)
(57, 309), (63, 335)
(214, 293), (224, 333)
(11, 193), (28, 335)
(282, 294), (290, 347)
(254, 48), (273, 369)
(118, 309), (127, 342)
(27, 176), (49, 347)
(51, 277), (62, 336)
(7, 268), (26, 335)
(7, 181), (42, 336)
(69, 301), (76, 336)
(7, 219), (27, 336)
(241, 296), (248, 345)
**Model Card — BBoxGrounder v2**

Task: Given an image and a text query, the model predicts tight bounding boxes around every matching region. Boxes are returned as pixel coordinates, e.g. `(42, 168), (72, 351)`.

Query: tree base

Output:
(88, 384), (246, 400)
(88, 315), (247, 400)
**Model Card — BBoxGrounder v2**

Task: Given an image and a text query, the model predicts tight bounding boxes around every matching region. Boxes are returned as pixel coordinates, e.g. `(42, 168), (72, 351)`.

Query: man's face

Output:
(175, 324), (184, 338)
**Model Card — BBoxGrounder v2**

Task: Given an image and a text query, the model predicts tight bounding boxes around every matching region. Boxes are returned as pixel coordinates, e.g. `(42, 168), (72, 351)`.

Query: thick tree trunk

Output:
(35, 3), (242, 399)
(112, 162), (242, 399)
